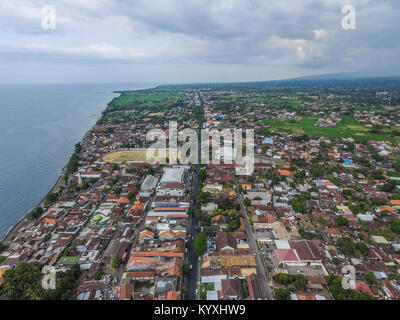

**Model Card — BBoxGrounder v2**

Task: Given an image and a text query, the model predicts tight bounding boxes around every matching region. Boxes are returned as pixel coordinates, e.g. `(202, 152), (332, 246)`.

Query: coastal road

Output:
(234, 176), (274, 300)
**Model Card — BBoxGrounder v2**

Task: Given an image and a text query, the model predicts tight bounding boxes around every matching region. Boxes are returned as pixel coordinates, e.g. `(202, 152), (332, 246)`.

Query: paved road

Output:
(186, 92), (203, 300)
(235, 176), (274, 300)
(186, 163), (200, 300)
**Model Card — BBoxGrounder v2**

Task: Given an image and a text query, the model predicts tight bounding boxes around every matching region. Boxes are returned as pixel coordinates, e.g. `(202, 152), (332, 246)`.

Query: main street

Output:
(234, 176), (274, 300)
(186, 92), (203, 300)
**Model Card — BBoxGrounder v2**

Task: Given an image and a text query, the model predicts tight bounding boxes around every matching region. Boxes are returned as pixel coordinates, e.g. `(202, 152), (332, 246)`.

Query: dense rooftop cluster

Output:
(1, 80), (400, 300)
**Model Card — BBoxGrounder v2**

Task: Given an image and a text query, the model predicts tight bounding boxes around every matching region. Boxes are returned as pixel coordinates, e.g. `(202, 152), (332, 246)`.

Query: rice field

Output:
(266, 116), (400, 143)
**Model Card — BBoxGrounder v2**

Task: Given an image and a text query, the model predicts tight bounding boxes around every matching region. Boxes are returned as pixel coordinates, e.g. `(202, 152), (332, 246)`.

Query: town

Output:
(1, 79), (400, 301)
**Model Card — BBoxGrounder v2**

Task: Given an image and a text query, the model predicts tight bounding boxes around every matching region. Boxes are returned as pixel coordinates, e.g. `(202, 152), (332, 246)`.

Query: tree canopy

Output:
(194, 233), (207, 256)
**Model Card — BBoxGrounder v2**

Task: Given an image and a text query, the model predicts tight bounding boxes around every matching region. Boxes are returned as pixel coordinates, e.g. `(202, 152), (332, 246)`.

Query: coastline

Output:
(1, 168), (65, 243)
(1, 84), (158, 244)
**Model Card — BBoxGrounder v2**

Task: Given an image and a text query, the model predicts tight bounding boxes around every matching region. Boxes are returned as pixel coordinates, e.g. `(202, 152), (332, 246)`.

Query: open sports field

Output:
(267, 116), (400, 143)
(102, 149), (180, 164)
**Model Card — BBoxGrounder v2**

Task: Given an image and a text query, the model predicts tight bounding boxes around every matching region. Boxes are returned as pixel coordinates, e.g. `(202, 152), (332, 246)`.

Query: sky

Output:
(0, 0), (399, 84)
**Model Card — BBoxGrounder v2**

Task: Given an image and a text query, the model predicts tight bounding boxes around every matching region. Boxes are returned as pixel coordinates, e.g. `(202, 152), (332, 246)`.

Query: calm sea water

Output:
(0, 83), (157, 240)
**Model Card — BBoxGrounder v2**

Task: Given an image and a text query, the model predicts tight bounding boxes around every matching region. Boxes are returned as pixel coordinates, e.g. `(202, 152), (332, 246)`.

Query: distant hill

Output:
(289, 72), (400, 81)
(157, 73), (400, 90)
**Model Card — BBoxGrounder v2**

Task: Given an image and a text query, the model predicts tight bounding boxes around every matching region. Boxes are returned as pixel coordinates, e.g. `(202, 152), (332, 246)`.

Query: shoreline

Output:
(1, 168), (65, 243)
(1, 84), (158, 245)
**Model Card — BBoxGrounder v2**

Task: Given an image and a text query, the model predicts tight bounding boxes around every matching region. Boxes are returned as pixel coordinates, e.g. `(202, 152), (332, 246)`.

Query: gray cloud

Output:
(0, 0), (399, 83)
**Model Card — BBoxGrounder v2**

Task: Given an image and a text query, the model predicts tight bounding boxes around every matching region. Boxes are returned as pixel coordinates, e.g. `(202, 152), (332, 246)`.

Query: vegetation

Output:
(0, 262), (81, 300)
(336, 237), (369, 256)
(111, 256), (122, 269)
(93, 270), (105, 281)
(66, 143), (81, 175)
(198, 169), (207, 183)
(44, 192), (59, 206)
(27, 207), (44, 220)
(273, 273), (308, 291)
(182, 264), (190, 274)
(241, 279), (249, 298)
(193, 233), (207, 256)
(365, 271), (376, 284)
(390, 220), (400, 235)
(274, 288), (290, 300)
(180, 288), (187, 298)
(1, 262), (44, 299)
(325, 275), (372, 300)
(42, 264), (82, 300)
(267, 116), (400, 143)
(199, 283), (207, 300)
(334, 216), (349, 228)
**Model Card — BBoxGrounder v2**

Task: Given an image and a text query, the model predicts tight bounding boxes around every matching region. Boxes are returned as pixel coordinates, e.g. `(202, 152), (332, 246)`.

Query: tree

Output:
(93, 271), (104, 281)
(1, 262), (44, 299)
(274, 288), (290, 300)
(197, 191), (210, 205)
(294, 274), (307, 290)
(112, 256), (122, 269)
(0, 242), (5, 253)
(241, 279), (249, 297)
(195, 209), (203, 220)
(182, 264), (190, 274)
(390, 220), (400, 235)
(334, 216), (349, 228)
(181, 288), (187, 298)
(45, 192), (59, 206)
(113, 186), (122, 194)
(27, 207), (44, 220)
(66, 143), (81, 175)
(228, 219), (238, 230)
(43, 264), (82, 300)
(365, 271), (376, 284)
(198, 169), (207, 183)
(325, 275), (372, 300)
(336, 237), (368, 256)
(194, 233), (207, 256)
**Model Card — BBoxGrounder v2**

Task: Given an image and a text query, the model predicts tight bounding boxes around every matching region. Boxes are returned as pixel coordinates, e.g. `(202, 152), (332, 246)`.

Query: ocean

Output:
(0, 83), (157, 240)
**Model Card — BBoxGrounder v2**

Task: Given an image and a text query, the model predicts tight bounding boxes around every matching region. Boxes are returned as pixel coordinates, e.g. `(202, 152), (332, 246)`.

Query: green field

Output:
(110, 90), (185, 108)
(266, 116), (400, 143)
(223, 93), (301, 108)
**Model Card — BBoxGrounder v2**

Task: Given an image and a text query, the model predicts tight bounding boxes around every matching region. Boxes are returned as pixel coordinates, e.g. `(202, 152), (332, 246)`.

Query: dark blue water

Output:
(0, 83), (157, 239)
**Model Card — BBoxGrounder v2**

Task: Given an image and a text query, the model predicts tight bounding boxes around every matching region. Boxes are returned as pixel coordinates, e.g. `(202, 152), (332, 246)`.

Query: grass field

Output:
(266, 116), (400, 143)
(103, 149), (181, 163)
(110, 90), (185, 108)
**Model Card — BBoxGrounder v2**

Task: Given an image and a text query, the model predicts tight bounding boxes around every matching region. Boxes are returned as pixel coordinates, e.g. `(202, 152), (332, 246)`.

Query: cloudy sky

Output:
(0, 0), (399, 84)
